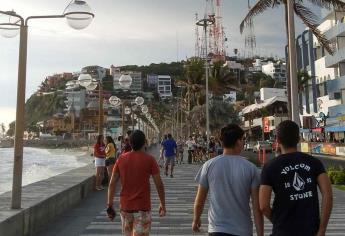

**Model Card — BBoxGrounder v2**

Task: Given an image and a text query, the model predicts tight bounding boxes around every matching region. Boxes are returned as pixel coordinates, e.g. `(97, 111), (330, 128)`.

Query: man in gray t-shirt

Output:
(193, 124), (263, 236)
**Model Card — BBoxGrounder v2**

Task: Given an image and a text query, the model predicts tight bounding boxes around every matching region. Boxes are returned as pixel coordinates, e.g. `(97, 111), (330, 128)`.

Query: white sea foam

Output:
(0, 147), (89, 194)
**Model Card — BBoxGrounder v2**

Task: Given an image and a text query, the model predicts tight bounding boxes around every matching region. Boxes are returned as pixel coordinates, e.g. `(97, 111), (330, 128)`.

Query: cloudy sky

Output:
(0, 0), (310, 127)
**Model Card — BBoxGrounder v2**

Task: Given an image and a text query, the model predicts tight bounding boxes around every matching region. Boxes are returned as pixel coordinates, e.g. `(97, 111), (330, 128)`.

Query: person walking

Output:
(176, 136), (185, 164)
(105, 136), (117, 180)
(186, 136), (196, 164)
(162, 134), (177, 178)
(193, 124), (263, 236)
(106, 130), (166, 236)
(260, 120), (333, 236)
(93, 134), (106, 191)
(158, 135), (167, 168)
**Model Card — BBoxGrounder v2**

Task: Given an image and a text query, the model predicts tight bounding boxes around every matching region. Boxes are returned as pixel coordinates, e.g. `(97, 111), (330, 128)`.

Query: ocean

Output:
(0, 147), (90, 194)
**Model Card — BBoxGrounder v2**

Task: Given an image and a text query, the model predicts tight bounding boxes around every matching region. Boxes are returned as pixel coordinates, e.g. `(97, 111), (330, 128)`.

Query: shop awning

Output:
(325, 125), (345, 132)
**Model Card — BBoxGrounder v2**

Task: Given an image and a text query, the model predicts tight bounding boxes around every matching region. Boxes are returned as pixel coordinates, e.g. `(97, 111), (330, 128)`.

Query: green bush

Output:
(334, 172), (345, 185)
(327, 167), (345, 185)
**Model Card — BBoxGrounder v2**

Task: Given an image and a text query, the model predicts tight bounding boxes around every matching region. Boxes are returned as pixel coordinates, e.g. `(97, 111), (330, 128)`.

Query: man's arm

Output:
(152, 174), (166, 217)
(316, 173), (333, 236)
(251, 187), (264, 236)
(107, 170), (119, 207)
(259, 185), (273, 222)
(192, 185), (208, 232)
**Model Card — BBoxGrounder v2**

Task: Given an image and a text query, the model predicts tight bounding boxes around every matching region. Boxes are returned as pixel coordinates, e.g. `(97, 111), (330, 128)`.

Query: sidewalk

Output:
(36, 149), (345, 236)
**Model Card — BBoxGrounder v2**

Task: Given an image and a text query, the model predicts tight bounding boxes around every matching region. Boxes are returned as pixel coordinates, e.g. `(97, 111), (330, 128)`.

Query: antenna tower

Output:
(244, 0), (256, 58)
(195, 13), (201, 58)
(203, 0), (227, 61)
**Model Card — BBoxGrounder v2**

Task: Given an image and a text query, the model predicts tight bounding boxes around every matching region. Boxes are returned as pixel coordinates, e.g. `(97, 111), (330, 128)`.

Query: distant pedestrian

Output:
(93, 134), (106, 191)
(121, 137), (131, 154)
(107, 130), (166, 236)
(158, 135), (167, 167)
(162, 134), (177, 178)
(105, 136), (117, 180)
(176, 136), (184, 164)
(193, 124), (263, 236)
(185, 136), (196, 164)
(209, 136), (216, 159)
(260, 120), (333, 236)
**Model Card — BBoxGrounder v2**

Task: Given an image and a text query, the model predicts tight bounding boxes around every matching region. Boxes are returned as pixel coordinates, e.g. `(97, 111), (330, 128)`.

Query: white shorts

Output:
(95, 157), (105, 167)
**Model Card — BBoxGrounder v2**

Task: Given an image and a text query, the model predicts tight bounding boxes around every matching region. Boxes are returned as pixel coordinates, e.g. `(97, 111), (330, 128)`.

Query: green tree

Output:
(0, 123), (5, 138)
(7, 121), (15, 137)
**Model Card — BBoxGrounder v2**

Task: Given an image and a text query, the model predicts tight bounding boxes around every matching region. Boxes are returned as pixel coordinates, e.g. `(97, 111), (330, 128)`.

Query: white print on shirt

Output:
(290, 191), (313, 201)
(280, 163), (311, 175)
(292, 172), (305, 191)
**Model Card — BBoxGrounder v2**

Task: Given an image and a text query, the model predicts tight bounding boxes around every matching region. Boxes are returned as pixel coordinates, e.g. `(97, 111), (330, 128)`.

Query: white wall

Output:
(260, 88), (287, 100)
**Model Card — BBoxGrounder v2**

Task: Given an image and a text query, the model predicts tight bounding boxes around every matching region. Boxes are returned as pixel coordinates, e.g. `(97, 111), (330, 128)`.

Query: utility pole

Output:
(287, 0), (299, 125)
(98, 82), (103, 135)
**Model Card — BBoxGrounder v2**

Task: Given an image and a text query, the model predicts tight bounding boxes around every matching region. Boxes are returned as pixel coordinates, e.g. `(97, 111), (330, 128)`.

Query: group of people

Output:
(96, 120), (333, 236)
(192, 121), (333, 236)
(92, 131), (133, 191)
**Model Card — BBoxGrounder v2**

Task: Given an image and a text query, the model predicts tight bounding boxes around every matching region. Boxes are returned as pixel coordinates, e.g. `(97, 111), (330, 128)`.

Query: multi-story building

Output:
(81, 65), (107, 81)
(64, 89), (86, 118)
(157, 75), (172, 99)
(261, 61), (287, 84)
(147, 74), (158, 88)
(294, 8), (345, 140)
(110, 65), (122, 90)
(129, 72), (143, 94)
(241, 96), (288, 141)
(110, 65), (143, 93)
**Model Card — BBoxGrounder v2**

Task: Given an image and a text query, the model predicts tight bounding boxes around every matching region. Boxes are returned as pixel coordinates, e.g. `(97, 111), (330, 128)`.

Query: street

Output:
(35, 148), (345, 236)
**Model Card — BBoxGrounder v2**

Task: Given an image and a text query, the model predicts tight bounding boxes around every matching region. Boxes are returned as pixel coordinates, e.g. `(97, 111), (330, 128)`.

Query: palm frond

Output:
(240, 0), (275, 34)
(294, 3), (334, 55)
(305, 0), (345, 10)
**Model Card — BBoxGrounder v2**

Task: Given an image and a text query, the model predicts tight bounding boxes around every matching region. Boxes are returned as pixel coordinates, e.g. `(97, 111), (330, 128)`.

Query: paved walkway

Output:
(37, 148), (345, 236)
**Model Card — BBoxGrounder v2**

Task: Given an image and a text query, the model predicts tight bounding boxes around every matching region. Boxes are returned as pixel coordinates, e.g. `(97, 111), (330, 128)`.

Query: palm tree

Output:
(297, 70), (312, 113)
(240, 0), (345, 118)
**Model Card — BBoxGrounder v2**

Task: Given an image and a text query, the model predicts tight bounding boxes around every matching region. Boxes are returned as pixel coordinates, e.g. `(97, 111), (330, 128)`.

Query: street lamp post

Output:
(196, 17), (214, 156)
(0, 1), (94, 209)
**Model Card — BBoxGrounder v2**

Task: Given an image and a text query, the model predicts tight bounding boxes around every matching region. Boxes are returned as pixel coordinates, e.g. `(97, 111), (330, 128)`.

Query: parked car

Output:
(244, 141), (256, 151)
(253, 141), (272, 153)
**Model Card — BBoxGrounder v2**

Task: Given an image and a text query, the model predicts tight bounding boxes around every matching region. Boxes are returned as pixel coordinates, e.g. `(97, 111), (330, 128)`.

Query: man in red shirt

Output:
(107, 130), (166, 236)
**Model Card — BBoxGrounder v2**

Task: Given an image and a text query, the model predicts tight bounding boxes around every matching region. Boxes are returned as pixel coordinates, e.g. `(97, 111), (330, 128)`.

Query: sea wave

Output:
(0, 147), (89, 194)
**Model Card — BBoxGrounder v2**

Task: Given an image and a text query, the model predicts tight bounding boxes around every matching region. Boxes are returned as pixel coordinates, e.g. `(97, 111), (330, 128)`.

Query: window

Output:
(271, 120), (275, 126)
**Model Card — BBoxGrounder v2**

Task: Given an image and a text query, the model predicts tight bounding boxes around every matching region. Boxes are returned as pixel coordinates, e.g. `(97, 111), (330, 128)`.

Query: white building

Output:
(261, 61), (287, 84)
(129, 72), (143, 94)
(157, 75), (172, 99)
(110, 65), (142, 93)
(260, 88), (287, 100)
(295, 8), (345, 133)
(81, 65), (106, 80)
(64, 89), (86, 118)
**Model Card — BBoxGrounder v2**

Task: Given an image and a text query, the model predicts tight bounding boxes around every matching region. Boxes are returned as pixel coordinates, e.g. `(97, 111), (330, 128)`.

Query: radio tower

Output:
(195, 13), (201, 58)
(244, 0), (256, 58)
(202, 0), (227, 61)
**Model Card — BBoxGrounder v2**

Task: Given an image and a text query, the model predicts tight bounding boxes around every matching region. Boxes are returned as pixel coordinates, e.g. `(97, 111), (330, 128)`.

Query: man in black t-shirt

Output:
(260, 120), (333, 236)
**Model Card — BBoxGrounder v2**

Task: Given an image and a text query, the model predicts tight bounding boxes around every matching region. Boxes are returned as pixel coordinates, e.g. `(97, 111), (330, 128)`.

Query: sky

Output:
(0, 0), (310, 128)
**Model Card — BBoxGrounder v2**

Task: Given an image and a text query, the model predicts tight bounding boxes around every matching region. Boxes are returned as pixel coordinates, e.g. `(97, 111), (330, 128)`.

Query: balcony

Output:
(327, 77), (345, 99)
(325, 47), (345, 68)
(324, 23), (345, 42)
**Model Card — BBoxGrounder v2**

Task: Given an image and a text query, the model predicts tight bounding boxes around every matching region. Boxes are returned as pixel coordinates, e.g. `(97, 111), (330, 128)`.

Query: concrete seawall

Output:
(0, 164), (95, 236)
